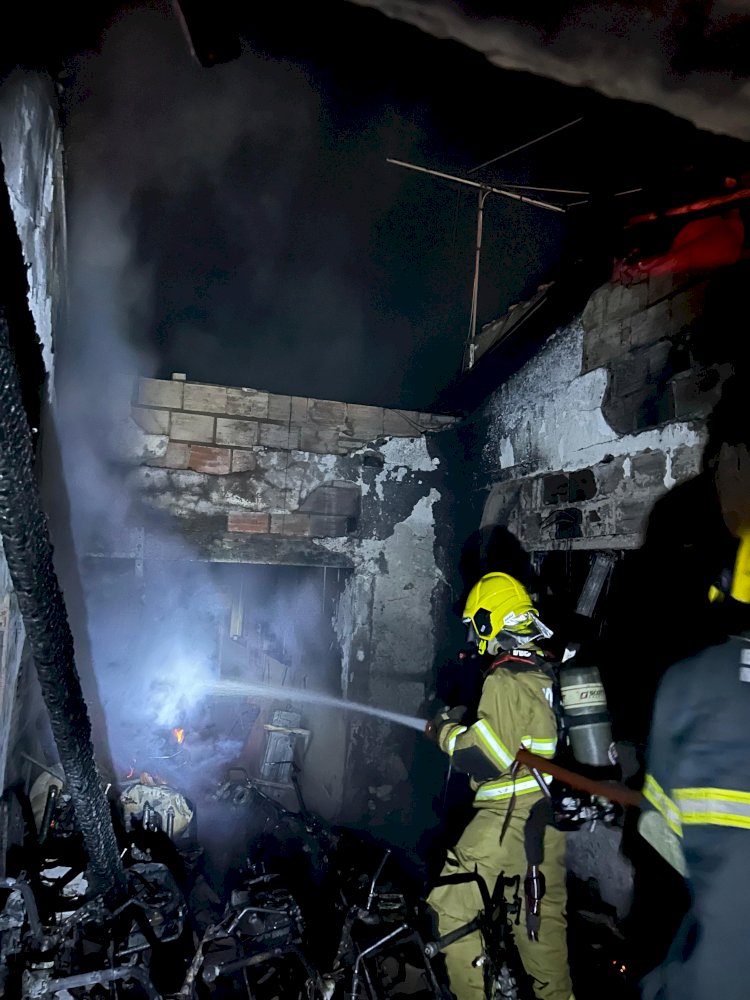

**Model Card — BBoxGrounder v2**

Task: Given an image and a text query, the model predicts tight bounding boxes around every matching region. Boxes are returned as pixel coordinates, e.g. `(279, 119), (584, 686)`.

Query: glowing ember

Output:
(173, 727), (185, 745)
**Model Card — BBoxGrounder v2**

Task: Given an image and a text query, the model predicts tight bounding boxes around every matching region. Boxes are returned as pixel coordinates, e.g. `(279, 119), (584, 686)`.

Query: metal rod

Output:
(387, 159), (566, 214)
(468, 117), (584, 174)
(19, 752), (65, 783)
(348, 924), (409, 1000)
(477, 182), (589, 195)
(38, 783), (58, 845)
(366, 848), (392, 911)
(466, 188), (489, 368)
(22, 966), (162, 1000)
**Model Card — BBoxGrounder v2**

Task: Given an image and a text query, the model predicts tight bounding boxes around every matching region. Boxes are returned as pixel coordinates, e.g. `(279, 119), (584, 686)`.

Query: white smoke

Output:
(57, 5), (346, 784)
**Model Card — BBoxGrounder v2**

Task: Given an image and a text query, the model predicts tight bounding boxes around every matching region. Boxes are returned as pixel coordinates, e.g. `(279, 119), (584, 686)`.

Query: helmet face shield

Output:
(465, 609), (553, 655)
(496, 611), (553, 650)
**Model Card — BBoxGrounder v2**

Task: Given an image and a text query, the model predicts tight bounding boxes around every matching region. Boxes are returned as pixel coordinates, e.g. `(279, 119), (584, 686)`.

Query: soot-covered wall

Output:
(100, 375), (457, 820)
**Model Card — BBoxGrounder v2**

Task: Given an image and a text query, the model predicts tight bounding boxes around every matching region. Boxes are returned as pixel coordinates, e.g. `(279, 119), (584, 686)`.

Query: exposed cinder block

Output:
(309, 398), (346, 428)
(170, 411), (215, 443)
(162, 442), (190, 469)
(670, 443), (703, 483)
(138, 377), (184, 409)
(291, 396), (309, 423)
(300, 483), (360, 517)
(309, 514), (351, 537)
(227, 387), (269, 419)
(346, 403), (384, 440)
(260, 423), (300, 449)
(270, 512), (311, 536)
(581, 286), (609, 333)
(267, 394), (292, 422)
(300, 425), (339, 454)
(631, 449), (667, 488)
(227, 512), (271, 533)
(582, 321), (629, 373)
(594, 457), (626, 497)
(188, 445), (231, 475)
(131, 405), (170, 435)
(383, 409), (421, 436)
(646, 271), (675, 306)
(183, 383), (228, 413)
(216, 417), (258, 448)
(606, 281), (649, 322)
(669, 281), (709, 334)
(231, 449), (258, 473)
(627, 299), (670, 349)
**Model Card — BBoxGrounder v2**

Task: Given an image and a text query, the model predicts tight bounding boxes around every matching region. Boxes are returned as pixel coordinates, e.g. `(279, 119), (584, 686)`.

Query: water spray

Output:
(202, 679), (426, 732)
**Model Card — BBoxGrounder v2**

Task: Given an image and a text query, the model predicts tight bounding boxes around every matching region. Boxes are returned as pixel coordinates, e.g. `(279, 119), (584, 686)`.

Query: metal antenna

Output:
(469, 116), (584, 175)
(388, 158), (568, 370)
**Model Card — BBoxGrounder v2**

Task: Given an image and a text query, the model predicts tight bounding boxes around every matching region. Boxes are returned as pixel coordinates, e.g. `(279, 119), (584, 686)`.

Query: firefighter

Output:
(639, 443), (750, 1000)
(427, 572), (574, 1000)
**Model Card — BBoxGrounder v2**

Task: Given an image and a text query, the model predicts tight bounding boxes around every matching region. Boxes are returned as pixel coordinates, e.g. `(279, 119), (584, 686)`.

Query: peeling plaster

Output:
(379, 436), (438, 472)
(325, 489), (441, 713)
(484, 322), (703, 478)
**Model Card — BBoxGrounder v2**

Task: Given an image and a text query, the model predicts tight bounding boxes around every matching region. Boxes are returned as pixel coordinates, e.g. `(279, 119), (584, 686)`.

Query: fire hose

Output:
(0, 316), (124, 897)
(514, 748), (644, 809)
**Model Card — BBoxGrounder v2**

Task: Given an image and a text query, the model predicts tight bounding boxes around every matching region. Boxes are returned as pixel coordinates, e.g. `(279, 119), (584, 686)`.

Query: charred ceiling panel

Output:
(346, 1), (750, 140)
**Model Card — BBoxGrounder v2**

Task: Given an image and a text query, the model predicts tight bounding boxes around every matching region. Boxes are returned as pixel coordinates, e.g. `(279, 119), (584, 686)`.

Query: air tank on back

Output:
(559, 662), (613, 767)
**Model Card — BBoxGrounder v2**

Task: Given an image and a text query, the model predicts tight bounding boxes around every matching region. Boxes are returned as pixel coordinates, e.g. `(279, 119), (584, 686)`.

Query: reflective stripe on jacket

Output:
(438, 656), (557, 809)
(643, 635), (750, 837)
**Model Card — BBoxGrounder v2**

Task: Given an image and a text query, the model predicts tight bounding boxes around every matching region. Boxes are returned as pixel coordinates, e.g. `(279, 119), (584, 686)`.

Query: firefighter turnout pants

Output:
(428, 799), (572, 1000)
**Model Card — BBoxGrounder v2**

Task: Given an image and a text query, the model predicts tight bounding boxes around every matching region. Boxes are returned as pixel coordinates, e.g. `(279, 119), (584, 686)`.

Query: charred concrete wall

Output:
(107, 375), (456, 819)
(477, 268), (741, 552)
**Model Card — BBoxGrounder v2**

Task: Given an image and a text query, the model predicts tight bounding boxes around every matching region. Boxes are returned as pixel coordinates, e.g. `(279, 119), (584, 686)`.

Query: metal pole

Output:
(466, 189), (490, 369)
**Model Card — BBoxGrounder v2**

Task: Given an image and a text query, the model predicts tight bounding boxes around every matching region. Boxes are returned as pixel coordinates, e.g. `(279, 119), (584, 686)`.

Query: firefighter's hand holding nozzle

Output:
(424, 705), (468, 741)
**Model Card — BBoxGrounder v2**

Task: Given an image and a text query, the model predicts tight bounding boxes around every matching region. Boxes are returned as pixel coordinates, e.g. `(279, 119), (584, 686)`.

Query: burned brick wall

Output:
(477, 267), (746, 555)
(104, 375), (456, 821)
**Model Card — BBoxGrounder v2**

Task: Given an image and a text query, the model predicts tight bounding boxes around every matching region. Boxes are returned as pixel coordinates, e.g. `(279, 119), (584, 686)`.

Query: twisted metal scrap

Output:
(0, 315), (124, 896)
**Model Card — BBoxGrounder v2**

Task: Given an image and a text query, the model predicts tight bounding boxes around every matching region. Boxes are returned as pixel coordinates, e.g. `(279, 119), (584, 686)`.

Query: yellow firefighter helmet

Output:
(462, 572), (552, 655)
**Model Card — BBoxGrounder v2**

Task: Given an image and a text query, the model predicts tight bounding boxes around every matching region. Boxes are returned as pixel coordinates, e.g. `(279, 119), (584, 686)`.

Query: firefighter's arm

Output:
(437, 672), (525, 780)
(637, 665), (689, 875)
(640, 668), (682, 837)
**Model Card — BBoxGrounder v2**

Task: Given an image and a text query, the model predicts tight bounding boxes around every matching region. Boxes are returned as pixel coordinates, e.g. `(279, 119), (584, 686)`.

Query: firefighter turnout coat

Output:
(427, 653), (574, 1000)
(641, 633), (750, 1000)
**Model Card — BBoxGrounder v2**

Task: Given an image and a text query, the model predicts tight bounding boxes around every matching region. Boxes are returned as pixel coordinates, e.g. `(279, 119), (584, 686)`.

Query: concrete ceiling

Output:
(345, 1), (750, 141)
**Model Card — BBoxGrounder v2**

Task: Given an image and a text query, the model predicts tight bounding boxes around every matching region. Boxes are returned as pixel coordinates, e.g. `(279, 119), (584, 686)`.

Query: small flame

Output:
(173, 727), (185, 745)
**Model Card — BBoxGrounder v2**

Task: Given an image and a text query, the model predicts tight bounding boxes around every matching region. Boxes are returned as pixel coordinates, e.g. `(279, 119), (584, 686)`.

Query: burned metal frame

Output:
(0, 315), (123, 898)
